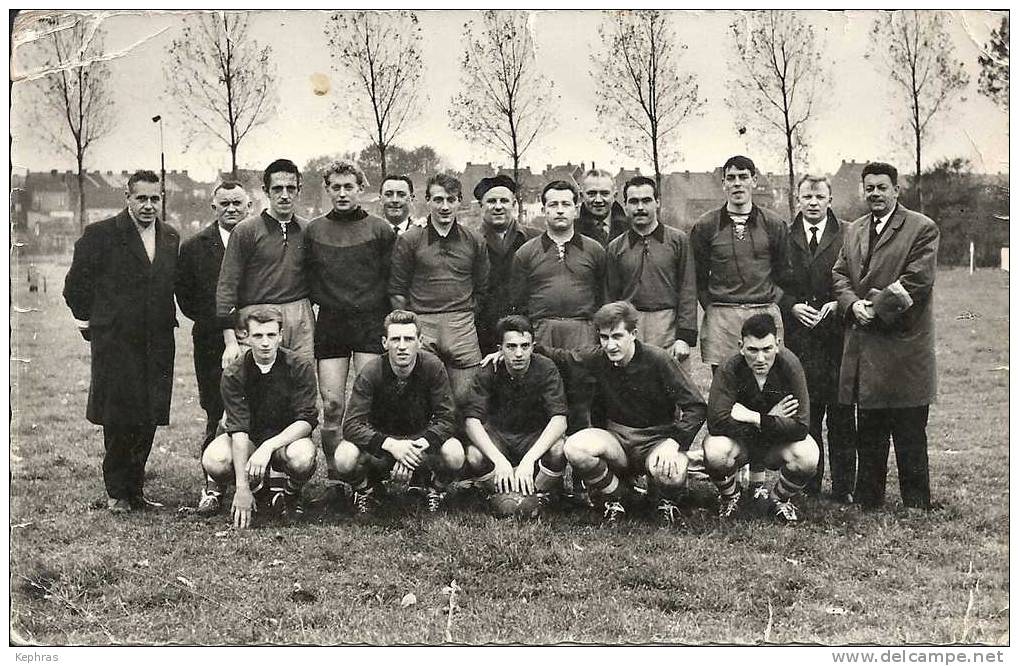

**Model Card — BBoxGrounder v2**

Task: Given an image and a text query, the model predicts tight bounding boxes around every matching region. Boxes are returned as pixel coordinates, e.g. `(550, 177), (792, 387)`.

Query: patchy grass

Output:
(9, 260), (1009, 645)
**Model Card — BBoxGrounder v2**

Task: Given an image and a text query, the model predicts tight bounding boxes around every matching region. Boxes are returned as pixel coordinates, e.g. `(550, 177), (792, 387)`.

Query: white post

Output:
(969, 240), (975, 275)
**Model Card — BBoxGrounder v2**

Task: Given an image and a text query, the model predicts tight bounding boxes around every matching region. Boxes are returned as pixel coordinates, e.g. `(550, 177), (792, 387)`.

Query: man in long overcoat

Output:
(64, 170), (179, 513)
(832, 161), (938, 509)
(782, 175), (856, 501)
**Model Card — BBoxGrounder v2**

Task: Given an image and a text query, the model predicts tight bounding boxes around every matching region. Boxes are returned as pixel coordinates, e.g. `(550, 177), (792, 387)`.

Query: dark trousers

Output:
(103, 424), (157, 499)
(807, 401), (857, 496)
(855, 405), (931, 508)
(193, 331), (225, 452)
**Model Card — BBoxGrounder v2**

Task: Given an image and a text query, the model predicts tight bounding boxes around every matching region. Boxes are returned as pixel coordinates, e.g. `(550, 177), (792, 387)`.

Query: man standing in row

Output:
(690, 155), (793, 373)
(577, 168), (628, 247)
(380, 174), (424, 236)
(782, 175), (856, 502)
(606, 175), (698, 367)
(216, 159), (315, 366)
(389, 173), (489, 408)
(64, 170), (179, 513)
(304, 160), (396, 492)
(474, 175), (539, 355)
(176, 181), (252, 514)
(833, 161), (939, 510)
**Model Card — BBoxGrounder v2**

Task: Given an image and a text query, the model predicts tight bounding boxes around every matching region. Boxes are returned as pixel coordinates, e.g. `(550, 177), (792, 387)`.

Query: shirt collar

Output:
(803, 216), (827, 238)
(719, 205), (759, 229)
(261, 209), (295, 232)
(873, 204), (897, 227)
(326, 207), (367, 223)
(426, 219), (462, 244)
(217, 223), (232, 247)
(627, 221), (665, 247)
(540, 231), (583, 251)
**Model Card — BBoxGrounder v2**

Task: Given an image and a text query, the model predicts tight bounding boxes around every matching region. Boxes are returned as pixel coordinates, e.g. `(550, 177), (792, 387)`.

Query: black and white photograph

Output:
(7, 7), (1010, 657)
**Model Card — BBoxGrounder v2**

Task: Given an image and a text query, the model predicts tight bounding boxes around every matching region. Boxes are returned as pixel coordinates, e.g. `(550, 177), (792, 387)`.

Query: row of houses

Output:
(5, 159), (946, 252)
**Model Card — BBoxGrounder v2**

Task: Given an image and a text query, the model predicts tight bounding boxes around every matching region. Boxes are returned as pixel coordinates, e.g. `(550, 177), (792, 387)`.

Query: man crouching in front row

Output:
(201, 306), (319, 528)
(705, 313), (819, 524)
(334, 310), (465, 514)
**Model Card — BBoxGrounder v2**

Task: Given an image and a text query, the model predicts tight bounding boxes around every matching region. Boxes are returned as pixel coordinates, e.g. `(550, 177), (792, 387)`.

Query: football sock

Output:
(430, 469), (457, 491)
(750, 470), (767, 486)
(715, 473), (739, 499)
(581, 460), (621, 498)
(773, 468), (808, 502)
(284, 476), (303, 496)
(535, 461), (564, 492)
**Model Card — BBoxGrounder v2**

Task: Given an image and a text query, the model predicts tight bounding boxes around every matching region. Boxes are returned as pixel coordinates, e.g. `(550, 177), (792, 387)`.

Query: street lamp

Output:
(152, 115), (166, 223)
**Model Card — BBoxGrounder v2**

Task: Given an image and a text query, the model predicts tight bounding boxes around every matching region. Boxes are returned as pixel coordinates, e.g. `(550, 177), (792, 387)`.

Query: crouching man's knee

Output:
(333, 440), (363, 477)
(563, 429), (602, 470)
(465, 445), (493, 476)
(282, 437), (318, 481)
(434, 438), (465, 473)
(648, 439), (688, 489)
(784, 435), (820, 478)
(201, 434), (234, 484)
(703, 435), (742, 478)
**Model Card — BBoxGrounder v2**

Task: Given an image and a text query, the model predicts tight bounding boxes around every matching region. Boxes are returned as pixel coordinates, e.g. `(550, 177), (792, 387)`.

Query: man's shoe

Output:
(108, 498), (132, 514)
(268, 491), (287, 519)
(284, 490), (306, 522)
(655, 498), (683, 526)
(602, 500), (627, 524)
(425, 487), (447, 513)
(196, 489), (223, 516)
(351, 486), (376, 515)
(717, 492), (742, 519)
(128, 494), (164, 510)
(772, 498), (800, 524)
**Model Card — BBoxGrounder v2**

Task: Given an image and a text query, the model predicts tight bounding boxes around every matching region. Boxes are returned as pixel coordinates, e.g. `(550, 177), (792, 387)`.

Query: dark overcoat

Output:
(176, 221), (229, 337)
(781, 210), (846, 403)
(64, 209), (179, 426)
(832, 204), (938, 409)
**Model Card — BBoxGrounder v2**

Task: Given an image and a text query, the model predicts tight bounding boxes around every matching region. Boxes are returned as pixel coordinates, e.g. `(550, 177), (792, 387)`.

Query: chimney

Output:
(122, 170), (128, 176)
(591, 161), (596, 170)
(50, 169), (57, 176)
(182, 170), (188, 177)
(65, 170), (72, 175)
(107, 170), (112, 175)
(546, 164), (552, 173)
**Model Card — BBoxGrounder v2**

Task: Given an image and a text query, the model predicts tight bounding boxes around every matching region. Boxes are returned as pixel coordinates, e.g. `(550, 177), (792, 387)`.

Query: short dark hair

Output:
(592, 301), (639, 332)
(212, 180), (245, 197)
(861, 162), (899, 186)
(241, 305), (283, 332)
(495, 315), (533, 343)
(263, 159), (302, 191)
(425, 173), (463, 200)
(623, 175), (658, 201)
(127, 170), (160, 193)
(381, 174), (415, 195)
(383, 309), (419, 336)
(741, 313), (777, 340)
(541, 179), (579, 205)
(722, 155), (757, 176)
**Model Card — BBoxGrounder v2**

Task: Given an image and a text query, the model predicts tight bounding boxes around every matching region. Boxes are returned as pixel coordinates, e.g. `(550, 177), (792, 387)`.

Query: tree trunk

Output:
(914, 127), (923, 213)
(785, 133), (796, 221)
(379, 143), (388, 181)
(76, 155), (86, 234)
(230, 144), (238, 180)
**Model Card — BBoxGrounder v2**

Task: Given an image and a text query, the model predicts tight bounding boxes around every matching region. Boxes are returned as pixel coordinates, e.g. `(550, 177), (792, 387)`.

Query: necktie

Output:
(808, 226), (819, 254)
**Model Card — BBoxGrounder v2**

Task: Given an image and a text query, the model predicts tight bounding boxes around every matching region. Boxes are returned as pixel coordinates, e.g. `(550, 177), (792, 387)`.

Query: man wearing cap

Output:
(474, 174), (540, 355)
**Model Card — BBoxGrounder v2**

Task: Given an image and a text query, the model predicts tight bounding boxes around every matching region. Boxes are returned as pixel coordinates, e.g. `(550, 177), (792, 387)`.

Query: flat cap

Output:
(473, 174), (517, 201)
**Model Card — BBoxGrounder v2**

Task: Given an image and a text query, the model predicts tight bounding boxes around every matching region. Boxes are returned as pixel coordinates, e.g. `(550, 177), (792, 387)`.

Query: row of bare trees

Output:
(16, 10), (1007, 232)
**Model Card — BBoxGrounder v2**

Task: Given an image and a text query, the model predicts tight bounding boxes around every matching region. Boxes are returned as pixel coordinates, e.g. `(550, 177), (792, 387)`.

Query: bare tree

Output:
(164, 12), (277, 178)
(450, 10), (557, 204)
(728, 11), (828, 220)
(591, 10), (703, 198)
(977, 14), (1009, 112)
(326, 11), (424, 179)
(18, 13), (115, 233)
(868, 10), (969, 213)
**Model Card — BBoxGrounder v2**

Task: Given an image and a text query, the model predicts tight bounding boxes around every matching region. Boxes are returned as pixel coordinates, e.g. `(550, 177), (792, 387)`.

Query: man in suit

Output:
(64, 170), (180, 514)
(782, 175), (856, 502)
(832, 161), (939, 510)
(176, 181), (252, 514)
(577, 168), (628, 247)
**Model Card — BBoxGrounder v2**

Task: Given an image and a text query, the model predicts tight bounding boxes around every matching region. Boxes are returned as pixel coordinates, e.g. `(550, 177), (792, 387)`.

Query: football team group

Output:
(63, 153), (940, 529)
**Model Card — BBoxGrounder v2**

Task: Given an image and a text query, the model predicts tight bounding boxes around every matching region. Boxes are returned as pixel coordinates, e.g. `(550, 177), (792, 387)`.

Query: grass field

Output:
(9, 258), (1009, 645)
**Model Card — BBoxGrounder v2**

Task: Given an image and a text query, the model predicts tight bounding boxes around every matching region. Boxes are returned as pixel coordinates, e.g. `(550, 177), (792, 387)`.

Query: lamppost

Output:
(152, 115), (166, 223)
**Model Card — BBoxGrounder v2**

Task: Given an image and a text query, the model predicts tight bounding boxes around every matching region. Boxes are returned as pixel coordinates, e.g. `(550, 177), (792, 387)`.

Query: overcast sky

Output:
(10, 9), (1009, 184)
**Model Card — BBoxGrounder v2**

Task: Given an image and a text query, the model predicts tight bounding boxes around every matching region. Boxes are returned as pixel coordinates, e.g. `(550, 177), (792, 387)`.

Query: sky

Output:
(9, 9), (1010, 185)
